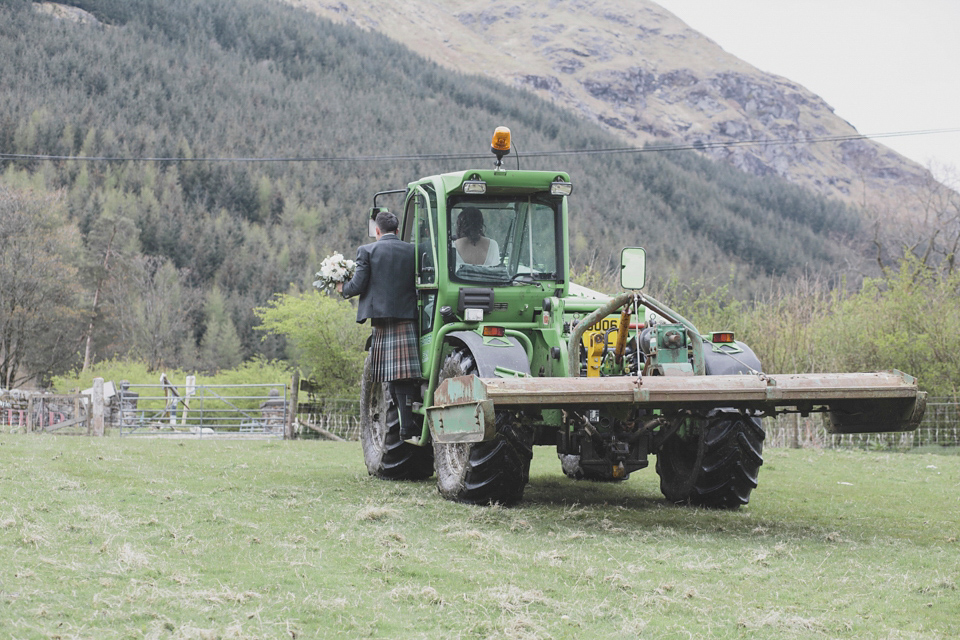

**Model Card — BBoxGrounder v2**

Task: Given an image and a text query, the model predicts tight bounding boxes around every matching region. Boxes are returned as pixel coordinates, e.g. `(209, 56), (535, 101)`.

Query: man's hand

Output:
(336, 282), (344, 293)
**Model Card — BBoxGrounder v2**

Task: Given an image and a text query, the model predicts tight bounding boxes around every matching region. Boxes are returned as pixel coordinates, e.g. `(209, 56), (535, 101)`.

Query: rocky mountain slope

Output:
(284, 0), (931, 213)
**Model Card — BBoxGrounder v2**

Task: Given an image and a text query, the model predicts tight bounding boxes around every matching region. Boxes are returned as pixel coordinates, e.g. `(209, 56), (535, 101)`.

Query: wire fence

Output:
(763, 397), (960, 450)
(295, 398), (362, 441)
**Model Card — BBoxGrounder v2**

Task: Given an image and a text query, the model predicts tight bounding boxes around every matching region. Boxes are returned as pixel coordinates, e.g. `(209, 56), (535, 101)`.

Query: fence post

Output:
(92, 377), (105, 436)
(76, 394), (89, 435)
(181, 375), (195, 426)
(286, 371), (299, 440)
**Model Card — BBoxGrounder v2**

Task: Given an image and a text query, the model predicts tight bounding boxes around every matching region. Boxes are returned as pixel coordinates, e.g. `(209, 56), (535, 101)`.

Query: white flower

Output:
(313, 252), (357, 294)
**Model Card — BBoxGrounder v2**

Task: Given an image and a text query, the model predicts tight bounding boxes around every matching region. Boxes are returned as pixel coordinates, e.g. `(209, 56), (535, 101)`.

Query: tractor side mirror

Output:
(620, 247), (646, 290)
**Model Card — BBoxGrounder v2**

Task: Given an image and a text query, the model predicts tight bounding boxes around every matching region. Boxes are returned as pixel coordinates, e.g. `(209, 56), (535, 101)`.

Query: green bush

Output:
(52, 356), (291, 393)
(51, 359), (178, 393)
(254, 290), (367, 397)
(815, 258), (960, 396)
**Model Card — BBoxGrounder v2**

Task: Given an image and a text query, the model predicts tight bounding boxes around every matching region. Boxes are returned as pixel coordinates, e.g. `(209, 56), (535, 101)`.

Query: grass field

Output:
(1, 435), (957, 639)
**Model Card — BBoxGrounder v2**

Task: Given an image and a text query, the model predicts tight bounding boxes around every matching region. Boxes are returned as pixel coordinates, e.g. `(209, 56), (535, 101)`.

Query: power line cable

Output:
(0, 127), (957, 165)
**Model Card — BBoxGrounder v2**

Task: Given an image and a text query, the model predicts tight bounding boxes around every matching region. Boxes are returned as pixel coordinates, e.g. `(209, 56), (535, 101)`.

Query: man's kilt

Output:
(369, 320), (422, 382)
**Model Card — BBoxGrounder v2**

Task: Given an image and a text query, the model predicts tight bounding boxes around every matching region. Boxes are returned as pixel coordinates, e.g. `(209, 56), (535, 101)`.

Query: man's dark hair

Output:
(376, 210), (399, 234)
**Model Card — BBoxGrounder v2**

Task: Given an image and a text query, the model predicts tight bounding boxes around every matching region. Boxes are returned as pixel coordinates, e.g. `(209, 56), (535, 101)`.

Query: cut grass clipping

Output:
(0, 436), (957, 638)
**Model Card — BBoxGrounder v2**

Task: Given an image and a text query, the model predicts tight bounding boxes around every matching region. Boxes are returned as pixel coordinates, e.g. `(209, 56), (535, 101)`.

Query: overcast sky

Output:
(654, 0), (960, 183)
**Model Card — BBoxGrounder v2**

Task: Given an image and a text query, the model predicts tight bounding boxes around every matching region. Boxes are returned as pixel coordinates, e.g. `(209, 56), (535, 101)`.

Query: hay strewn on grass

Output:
(0, 436), (957, 638)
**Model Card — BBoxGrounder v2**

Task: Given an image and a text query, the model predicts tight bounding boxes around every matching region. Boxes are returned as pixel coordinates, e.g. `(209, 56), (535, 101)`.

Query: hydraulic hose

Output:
(566, 291), (705, 377)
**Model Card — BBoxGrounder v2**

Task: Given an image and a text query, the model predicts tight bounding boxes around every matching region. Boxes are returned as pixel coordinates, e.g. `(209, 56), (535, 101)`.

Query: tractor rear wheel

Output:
(656, 410), (764, 509)
(433, 348), (534, 505)
(360, 355), (433, 480)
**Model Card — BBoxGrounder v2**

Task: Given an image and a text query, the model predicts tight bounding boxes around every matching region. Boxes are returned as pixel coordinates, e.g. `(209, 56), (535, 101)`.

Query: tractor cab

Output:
(396, 168), (573, 336)
(445, 190), (562, 286)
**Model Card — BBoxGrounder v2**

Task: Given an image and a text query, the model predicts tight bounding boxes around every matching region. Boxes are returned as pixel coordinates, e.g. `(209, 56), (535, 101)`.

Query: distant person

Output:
(338, 211), (421, 441)
(454, 207), (500, 267)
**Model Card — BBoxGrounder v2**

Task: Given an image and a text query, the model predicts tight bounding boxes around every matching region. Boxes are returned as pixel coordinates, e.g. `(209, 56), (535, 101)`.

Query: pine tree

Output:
(199, 286), (242, 373)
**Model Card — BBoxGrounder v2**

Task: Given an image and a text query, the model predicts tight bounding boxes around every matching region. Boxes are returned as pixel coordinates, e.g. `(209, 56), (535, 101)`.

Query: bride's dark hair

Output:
(456, 207), (484, 244)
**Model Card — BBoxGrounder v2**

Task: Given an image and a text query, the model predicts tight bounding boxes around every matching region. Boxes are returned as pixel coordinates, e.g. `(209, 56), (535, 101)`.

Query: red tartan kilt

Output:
(369, 321), (422, 382)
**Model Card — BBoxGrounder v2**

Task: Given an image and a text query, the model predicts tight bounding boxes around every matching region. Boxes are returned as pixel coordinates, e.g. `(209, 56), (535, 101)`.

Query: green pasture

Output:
(1, 436), (957, 639)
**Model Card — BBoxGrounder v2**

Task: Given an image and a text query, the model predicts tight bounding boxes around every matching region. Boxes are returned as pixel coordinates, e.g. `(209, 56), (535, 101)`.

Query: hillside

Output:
(0, 0), (863, 381)
(285, 0), (933, 215)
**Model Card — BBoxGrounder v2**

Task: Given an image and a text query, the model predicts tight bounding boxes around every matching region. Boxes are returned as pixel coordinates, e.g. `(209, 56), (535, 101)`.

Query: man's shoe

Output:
(399, 427), (420, 444)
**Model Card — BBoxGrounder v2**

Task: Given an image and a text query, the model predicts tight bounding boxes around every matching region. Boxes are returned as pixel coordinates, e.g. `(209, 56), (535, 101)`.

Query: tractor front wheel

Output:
(360, 355), (433, 480)
(433, 348), (534, 505)
(656, 410), (764, 509)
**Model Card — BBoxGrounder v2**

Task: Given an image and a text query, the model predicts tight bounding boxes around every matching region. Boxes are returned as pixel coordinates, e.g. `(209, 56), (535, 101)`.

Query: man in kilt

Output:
(338, 211), (422, 440)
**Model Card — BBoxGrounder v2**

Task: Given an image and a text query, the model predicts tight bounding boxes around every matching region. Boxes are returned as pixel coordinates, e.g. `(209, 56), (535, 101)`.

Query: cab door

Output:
(406, 184), (439, 344)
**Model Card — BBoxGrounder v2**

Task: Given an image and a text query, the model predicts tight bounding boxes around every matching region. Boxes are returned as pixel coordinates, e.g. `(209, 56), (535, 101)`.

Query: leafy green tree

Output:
(0, 185), (85, 387)
(700, 263), (960, 396)
(52, 356), (291, 394)
(254, 290), (367, 397)
(112, 256), (198, 371)
(80, 187), (140, 370)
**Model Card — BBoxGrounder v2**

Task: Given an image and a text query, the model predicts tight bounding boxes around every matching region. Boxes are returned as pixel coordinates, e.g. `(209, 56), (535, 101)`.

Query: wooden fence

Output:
(1, 389), (89, 434)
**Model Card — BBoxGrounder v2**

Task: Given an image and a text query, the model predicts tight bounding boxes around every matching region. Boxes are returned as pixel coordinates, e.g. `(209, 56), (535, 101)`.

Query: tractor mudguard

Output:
(703, 341), (762, 376)
(429, 332), (531, 444)
(445, 331), (531, 378)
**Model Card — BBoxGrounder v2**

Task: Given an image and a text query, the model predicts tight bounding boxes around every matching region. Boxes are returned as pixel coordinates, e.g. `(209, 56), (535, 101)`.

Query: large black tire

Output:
(360, 355), (433, 480)
(656, 410), (764, 509)
(433, 349), (534, 505)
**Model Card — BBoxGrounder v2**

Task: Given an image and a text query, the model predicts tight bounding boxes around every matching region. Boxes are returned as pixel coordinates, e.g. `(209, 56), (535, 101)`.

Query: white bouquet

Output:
(313, 252), (356, 294)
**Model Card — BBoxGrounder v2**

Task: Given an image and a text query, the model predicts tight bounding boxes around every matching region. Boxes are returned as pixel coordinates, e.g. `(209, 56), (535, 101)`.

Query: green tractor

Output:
(359, 128), (926, 506)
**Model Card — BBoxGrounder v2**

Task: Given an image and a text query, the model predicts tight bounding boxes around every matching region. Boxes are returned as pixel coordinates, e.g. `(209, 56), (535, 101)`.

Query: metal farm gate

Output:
(117, 379), (288, 437)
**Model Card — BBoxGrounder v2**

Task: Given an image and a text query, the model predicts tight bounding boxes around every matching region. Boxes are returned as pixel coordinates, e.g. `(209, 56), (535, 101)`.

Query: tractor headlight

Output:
(550, 180), (573, 196)
(463, 180), (487, 195)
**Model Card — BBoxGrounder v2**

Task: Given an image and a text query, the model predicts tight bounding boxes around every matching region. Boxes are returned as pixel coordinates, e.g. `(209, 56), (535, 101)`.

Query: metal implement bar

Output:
(480, 371), (918, 405)
(433, 370), (925, 434)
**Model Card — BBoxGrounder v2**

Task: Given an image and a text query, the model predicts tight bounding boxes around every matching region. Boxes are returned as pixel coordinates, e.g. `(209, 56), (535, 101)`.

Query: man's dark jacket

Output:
(340, 233), (417, 323)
